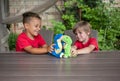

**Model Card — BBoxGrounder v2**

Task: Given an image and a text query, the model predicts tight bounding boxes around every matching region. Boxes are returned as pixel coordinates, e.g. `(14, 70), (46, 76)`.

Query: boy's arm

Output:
(24, 44), (53, 54)
(24, 46), (48, 54)
(76, 44), (95, 54)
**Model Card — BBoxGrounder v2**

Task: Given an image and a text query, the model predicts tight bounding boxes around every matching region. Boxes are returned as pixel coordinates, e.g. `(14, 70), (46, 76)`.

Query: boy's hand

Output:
(71, 50), (78, 57)
(47, 44), (54, 53)
(71, 46), (78, 57)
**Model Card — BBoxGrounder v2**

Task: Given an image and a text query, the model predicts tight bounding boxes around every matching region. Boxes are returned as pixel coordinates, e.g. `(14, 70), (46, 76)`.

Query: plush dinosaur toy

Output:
(61, 35), (72, 58)
(50, 34), (72, 58)
(50, 34), (64, 58)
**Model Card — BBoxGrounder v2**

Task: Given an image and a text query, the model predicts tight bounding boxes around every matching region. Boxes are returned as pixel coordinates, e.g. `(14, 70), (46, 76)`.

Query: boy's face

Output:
(25, 17), (41, 37)
(75, 28), (90, 44)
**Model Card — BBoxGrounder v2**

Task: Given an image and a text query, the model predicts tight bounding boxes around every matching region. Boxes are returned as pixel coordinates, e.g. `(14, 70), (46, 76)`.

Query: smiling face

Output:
(24, 17), (41, 39)
(75, 27), (90, 44)
(73, 21), (91, 44)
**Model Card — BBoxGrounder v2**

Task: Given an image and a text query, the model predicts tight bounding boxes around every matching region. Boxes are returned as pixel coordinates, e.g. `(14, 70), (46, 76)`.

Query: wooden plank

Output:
(0, 51), (120, 81)
(0, 76), (120, 81)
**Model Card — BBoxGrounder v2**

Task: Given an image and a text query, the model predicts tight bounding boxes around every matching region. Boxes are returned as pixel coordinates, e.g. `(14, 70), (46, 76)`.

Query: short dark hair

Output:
(73, 21), (91, 34)
(22, 12), (41, 24)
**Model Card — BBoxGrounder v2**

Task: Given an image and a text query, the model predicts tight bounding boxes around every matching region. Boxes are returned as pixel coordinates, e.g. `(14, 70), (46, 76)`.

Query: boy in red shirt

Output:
(71, 21), (99, 56)
(16, 12), (53, 54)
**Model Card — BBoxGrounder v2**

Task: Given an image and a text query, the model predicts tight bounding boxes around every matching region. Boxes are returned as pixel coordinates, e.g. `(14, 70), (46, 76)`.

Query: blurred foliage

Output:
(8, 33), (18, 50)
(49, 20), (66, 35)
(51, 0), (120, 50)
(79, 0), (120, 50)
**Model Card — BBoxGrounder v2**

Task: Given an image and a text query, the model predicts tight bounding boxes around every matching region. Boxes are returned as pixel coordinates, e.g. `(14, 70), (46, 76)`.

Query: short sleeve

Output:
(74, 40), (83, 49)
(89, 38), (99, 51)
(16, 37), (31, 51)
(37, 34), (46, 47)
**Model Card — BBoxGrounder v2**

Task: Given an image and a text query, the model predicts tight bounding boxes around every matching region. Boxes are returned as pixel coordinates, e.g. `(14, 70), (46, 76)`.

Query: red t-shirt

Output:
(16, 32), (46, 51)
(74, 38), (99, 51)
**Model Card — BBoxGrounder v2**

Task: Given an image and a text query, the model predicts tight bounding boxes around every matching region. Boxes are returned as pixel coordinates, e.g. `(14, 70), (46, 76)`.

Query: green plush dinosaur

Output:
(61, 35), (72, 58)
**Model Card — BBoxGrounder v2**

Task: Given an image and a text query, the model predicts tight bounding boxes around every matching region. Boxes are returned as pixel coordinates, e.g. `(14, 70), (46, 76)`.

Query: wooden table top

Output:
(0, 51), (120, 81)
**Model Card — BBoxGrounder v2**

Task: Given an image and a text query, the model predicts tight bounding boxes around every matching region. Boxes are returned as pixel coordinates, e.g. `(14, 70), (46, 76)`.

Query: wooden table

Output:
(0, 51), (120, 81)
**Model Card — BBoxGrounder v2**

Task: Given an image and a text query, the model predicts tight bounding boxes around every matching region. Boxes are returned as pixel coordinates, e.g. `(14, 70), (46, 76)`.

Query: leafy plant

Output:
(49, 20), (66, 35)
(55, 0), (120, 50)
(81, 1), (120, 50)
(8, 33), (18, 50)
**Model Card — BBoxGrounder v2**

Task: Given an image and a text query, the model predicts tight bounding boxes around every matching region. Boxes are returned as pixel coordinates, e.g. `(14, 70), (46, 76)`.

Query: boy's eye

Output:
(35, 25), (38, 27)
(74, 32), (77, 35)
(35, 25), (40, 28)
(79, 32), (82, 34)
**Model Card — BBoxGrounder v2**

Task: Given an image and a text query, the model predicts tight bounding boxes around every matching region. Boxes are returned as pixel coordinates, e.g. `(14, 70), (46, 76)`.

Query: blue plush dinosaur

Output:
(50, 34), (64, 58)
(50, 34), (72, 58)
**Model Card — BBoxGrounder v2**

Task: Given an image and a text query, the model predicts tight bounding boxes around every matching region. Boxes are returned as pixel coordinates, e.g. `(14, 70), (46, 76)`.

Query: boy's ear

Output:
(24, 23), (29, 29)
(88, 32), (91, 35)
